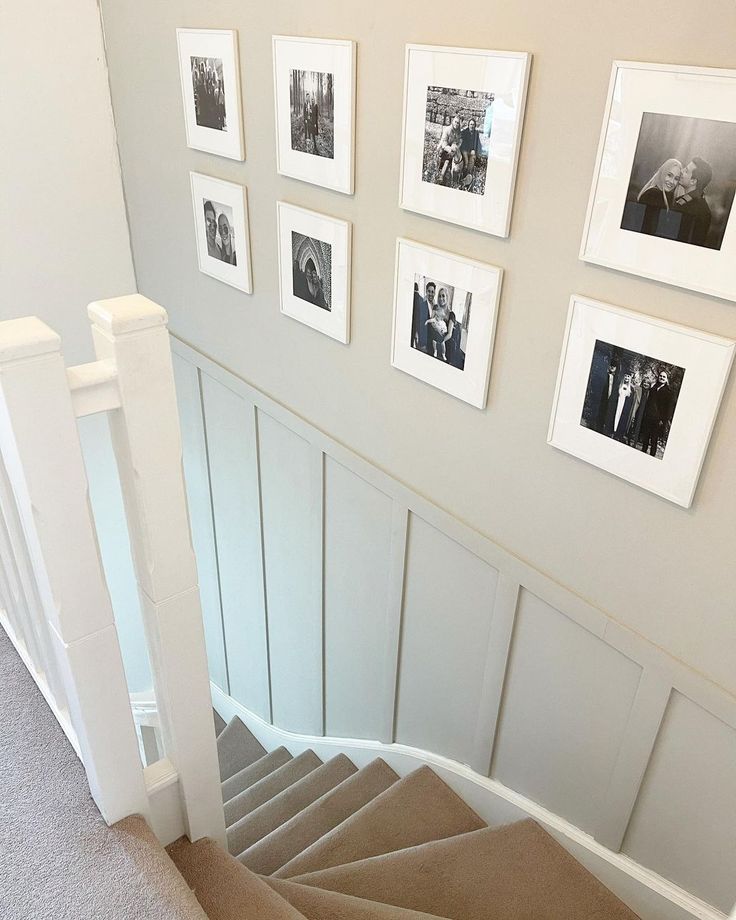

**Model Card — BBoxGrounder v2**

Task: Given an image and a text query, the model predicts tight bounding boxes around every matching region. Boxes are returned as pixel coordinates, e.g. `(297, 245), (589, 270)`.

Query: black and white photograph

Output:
(202, 198), (237, 265)
(580, 340), (685, 460)
(421, 86), (493, 194)
(190, 56), (226, 130)
(580, 62), (736, 301)
(177, 29), (244, 160)
(548, 296), (735, 507)
(289, 69), (334, 159)
(273, 37), (355, 194)
(277, 202), (351, 343)
(411, 275), (470, 370)
(190, 172), (252, 293)
(400, 45), (530, 237)
(291, 231), (332, 311)
(621, 112), (736, 250)
(392, 239), (501, 408)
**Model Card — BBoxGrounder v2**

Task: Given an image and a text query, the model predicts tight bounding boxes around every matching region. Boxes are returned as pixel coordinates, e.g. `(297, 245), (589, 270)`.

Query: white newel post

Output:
(88, 294), (226, 847)
(0, 317), (149, 824)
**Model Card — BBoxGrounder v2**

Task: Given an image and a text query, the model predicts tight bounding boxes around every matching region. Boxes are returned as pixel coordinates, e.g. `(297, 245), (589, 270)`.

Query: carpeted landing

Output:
(168, 715), (641, 920)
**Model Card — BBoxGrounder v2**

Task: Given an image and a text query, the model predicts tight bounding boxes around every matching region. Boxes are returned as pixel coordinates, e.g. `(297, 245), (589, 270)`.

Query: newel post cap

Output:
(0, 317), (61, 364)
(88, 294), (168, 336)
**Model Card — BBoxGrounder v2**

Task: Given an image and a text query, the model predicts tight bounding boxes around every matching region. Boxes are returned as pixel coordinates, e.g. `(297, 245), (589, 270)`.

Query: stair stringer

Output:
(212, 683), (726, 920)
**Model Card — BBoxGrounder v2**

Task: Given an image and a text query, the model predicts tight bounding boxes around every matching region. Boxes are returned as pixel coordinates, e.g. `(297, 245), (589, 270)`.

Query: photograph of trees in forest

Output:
(289, 69), (335, 159)
(422, 86), (494, 194)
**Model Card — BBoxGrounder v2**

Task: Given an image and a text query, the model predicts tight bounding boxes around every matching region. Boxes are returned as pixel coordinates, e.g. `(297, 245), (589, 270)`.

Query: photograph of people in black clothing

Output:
(289, 69), (335, 159)
(202, 199), (237, 265)
(292, 232), (332, 311)
(190, 57), (227, 131)
(410, 275), (470, 370)
(621, 112), (736, 250)
(422, 86), (494, 195)
(580, 340), (685, 460)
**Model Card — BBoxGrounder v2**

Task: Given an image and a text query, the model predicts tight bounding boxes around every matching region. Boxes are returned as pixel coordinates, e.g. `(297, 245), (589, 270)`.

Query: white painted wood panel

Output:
(323, 458), (395, 740)
(171, 354), (228, 692)
(395, 513), (499, 765)
(622, 691), (736, 913)
(257, 410), (322, 735)
(201, 375), (270, 720)
(491, 589), (643, 836)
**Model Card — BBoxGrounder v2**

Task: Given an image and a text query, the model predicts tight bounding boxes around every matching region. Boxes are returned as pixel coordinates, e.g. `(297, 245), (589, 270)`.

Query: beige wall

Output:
(0, 0), (135, 363)
(99, 1), (736, 696)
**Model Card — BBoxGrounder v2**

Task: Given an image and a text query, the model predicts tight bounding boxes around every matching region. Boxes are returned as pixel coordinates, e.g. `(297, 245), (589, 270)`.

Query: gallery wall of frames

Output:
(176, 29), (735, 509)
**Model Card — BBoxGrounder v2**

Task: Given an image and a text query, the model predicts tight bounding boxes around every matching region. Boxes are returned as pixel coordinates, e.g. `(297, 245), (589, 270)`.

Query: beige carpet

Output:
(0, 626), (207, 920)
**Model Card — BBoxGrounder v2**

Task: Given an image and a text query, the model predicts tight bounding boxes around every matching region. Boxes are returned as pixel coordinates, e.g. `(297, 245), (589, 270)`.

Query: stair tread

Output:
(168, 836), (305, 919)
(217, 717), (267, 782)
(267, 876), (452, 919)
(244, 758), (398, 877)
(222, 747), (292, 803)
(231, 754), (358, 858)
(226, 751), (322, 848)
(276, 765), (484, 879)
(213, 709), (226, 738)
(288, 820), (640, 920)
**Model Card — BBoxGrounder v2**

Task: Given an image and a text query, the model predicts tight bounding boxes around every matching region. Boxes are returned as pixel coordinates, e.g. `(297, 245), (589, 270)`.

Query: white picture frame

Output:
(277, 202), (351, 343)
(399, 43), (531, 237)
(391, 238), (502, 408)
(580, 60), (736, 301)
(548, 295), (734, 508)
(177, 28), (244, 161)
(190, 172), (253, 293)
(272, 35), (356, 195)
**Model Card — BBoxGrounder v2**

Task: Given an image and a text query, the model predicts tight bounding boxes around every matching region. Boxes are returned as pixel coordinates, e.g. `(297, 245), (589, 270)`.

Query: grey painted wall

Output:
(98, 0), (736, 701)
(172, 341), (736, 913)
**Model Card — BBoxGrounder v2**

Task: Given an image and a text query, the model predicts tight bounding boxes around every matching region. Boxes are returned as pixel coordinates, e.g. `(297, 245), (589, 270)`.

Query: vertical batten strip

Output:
(472, 575), (520, 776)
(252, 404), (274, 724)
(311, 443), (326, 736)
(382, 503), (409, 743)
(594, 670), (672, 851)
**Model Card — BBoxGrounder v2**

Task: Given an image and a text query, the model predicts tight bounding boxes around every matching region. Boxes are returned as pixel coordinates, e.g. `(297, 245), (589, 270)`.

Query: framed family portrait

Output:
(548, 296), (734, 507)
(399, 44), (531, 237)
(391, 238), (502, 408)
(272, 35), (356, 194)
(190, 172), (253, 293)
(177, 29), (244, 160)
(580, 61), (736, 301)
(276, 202), (351, 343)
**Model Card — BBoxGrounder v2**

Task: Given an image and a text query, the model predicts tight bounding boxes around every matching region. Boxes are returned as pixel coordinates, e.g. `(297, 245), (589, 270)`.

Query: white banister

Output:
(0, 316), (149, 824)
(67, 359), (121, 417)
(89, 294), (226, 846)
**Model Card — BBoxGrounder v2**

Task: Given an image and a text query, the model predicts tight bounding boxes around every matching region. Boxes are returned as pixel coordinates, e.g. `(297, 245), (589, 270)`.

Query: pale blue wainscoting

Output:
(171, 337), (736, 916)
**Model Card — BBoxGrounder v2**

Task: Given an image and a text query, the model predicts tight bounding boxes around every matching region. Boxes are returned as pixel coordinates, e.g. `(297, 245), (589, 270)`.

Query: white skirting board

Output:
(212, 683), (727, 920)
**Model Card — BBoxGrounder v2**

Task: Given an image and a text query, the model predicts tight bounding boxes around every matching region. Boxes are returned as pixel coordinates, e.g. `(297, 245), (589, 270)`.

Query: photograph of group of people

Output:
(291, 231), (332, 311)
(581, 340), (684, 460)
(421, 86), (493, 194)
(621, 112), (736, 250)
(411, 275), (470, 370)
(289, 68), (335, 159)
(190, 56), (227, 131)
(202, 198), (237, 265)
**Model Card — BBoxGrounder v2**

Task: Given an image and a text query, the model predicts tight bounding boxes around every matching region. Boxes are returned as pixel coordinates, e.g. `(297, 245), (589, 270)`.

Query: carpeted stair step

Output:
(222, 746), (293, 803)
(276, 765), (484, 879)
(217, 717), (267, 782)
(288, 819), (639, 920)
(226, 751), (322, 849)
(242, 758), (398, 877)
(267, 876), (452, 919)
(213, 709), (227, 737)
(168, 836), (306, 919)
(230, 755), (358, 858)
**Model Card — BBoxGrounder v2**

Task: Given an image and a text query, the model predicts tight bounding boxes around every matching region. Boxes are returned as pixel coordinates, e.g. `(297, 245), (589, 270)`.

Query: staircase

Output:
(168, 715), (641, 920)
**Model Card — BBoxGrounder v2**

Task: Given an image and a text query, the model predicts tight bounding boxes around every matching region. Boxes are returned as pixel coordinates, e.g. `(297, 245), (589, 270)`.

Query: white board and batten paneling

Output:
(171, 337), (736, 920)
